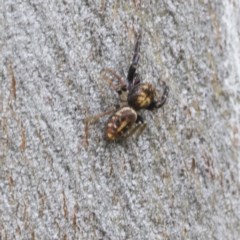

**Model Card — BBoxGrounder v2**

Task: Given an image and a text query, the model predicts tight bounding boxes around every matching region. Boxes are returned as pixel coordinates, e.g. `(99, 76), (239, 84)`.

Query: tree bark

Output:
(1, 1), (239, 239)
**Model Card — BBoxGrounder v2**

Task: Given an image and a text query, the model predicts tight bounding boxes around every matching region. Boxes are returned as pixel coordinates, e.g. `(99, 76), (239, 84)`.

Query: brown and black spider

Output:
(84, 31), (169, 142)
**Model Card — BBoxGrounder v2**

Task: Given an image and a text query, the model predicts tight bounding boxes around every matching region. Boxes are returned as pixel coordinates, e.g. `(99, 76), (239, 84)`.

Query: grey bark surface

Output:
(1, 1), (239, 239)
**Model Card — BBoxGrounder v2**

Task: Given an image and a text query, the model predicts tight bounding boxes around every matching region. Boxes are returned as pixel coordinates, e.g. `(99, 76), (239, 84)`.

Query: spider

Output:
(84, 31), (169, 142)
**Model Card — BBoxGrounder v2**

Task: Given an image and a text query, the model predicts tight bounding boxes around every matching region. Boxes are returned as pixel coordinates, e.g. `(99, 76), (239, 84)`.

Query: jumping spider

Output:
(85, 32), (169, 142)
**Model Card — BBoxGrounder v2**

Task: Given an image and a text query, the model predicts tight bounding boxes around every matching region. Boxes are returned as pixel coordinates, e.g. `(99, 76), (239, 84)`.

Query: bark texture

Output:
(1, 1), (239, 239)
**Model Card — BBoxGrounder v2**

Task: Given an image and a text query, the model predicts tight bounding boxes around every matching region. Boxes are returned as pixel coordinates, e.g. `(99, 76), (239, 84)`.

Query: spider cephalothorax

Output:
(85, 31), (169, 143)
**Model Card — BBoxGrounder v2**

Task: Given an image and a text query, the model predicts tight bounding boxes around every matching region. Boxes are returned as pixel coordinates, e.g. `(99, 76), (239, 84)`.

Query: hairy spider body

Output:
(85, 31), (169, 143)
(104, 107), (137, 141)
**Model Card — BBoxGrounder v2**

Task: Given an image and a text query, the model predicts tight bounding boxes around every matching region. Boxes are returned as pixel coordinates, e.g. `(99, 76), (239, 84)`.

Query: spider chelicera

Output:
(84, 31), (169, 142)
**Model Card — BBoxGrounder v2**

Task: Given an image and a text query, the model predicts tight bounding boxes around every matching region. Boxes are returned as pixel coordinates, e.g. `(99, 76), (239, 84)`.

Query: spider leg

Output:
(101, 68), (127, 92)
(84, 107), (117, 125)
(134, 114), (147, 138)
(134, 122), (147, 139)
(127, 31), (142, 88)
(122, 114), (146, 139)
(122, 124), (143, 139)
(146, 82), (169, 110)
(83, 107), (117, 146)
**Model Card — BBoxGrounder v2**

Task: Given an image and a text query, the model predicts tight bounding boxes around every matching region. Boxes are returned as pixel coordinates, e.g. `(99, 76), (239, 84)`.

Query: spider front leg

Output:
(127, 31), (142, 88)
(100, 68), (128, 101)
(146, 82), (169, 110)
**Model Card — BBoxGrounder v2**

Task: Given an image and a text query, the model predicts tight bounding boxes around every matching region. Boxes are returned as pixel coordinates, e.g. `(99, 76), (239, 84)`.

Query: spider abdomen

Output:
(104, 107), (137, 141)
(128, 83), (156, 110)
